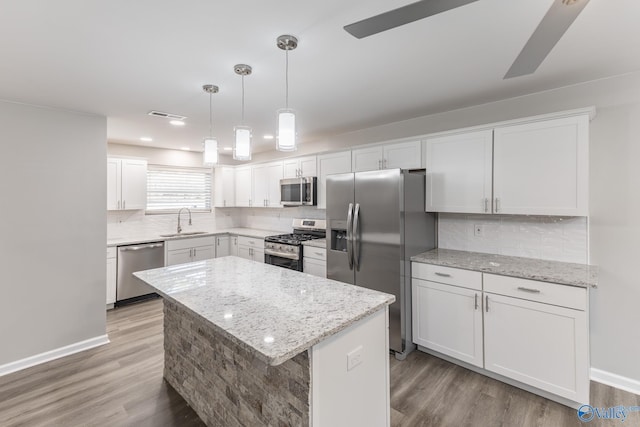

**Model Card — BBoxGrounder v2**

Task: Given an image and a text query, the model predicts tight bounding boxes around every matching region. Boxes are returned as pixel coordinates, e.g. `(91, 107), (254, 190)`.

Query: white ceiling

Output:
(1, 0), (638, 154)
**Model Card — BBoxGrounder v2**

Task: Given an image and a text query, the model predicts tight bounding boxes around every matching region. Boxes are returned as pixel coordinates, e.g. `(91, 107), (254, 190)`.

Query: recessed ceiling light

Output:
(140, 137), (153, 142)
(170, 120), (185, 126)
(180, 147), (191, 151)
(223, 147), (233, 151)
(263, 134), (274, 140)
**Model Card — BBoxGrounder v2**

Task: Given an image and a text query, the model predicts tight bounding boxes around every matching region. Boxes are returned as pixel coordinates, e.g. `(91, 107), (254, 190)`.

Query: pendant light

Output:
(233, 64), (252, 161)
(202, 84), (219, 166)
(276, 35), (298, 152)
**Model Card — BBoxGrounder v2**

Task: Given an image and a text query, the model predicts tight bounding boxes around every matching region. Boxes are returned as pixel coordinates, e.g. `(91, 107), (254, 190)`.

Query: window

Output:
(146, 165), (212, 213)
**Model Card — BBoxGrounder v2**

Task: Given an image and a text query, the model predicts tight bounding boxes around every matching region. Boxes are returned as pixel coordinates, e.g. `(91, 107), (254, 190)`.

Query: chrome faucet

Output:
(177, 208), (192, 234)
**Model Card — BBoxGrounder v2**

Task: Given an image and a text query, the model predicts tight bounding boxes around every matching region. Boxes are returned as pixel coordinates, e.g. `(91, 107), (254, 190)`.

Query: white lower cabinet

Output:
(166, 236), (216, 266)
(412, 263), (589, 406)
(483, 274), (589, 404)
(215, 235), (230, 257)
(229, 235), (239, 256)
(303, 247), (326, 278)
(237, 236), (264, 263)
(106, 247), (117, 308)
(412, 278), (483, 368)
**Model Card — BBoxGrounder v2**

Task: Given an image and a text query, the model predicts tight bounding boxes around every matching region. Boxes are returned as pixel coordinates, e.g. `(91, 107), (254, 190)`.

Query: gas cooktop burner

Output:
(264, 233), (320, 245)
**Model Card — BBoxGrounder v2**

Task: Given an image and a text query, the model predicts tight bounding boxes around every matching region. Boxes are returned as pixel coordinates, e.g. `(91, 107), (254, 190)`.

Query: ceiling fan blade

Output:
(344, 0), (479, 39)
(504, 0), (590, 79)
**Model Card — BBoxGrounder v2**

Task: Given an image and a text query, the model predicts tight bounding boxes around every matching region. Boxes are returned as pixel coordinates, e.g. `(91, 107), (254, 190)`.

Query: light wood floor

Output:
(1, 299), (638, 427)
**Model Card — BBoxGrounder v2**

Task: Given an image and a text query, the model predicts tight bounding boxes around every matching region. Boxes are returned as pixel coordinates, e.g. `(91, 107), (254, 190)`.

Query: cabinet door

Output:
(425, 130), (493, 213)
(317, 151), (352, 209)
(283, 159), (300, 178)
(192, 245), (215, 262)
(120, 159), (147, 210)
(234, 166), (252, 207)
(237, 245), (252, 260)
(352, 146), (383, 172)
(252, 164), (269, 207)
(412, 279), (483, 368)
(106, 252), (117, 306)
(230, 236), (239, 256)
(266, 162), (284, 207)
(166, 248), (193, 266)
(215, 236), (230, 257)
(106, 158), (121, 210)
(303, 258), (326, 277)
(493, 115), (589, 216)
(299, 155), (317, 177)
(383, 140), (422, 170)
(214, 167), (235, 207)
(484, 292), (589, 403)
(252, 247), (265, 263)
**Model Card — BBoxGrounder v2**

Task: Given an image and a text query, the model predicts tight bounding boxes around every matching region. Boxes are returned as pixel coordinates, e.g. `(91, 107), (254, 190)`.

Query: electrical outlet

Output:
(474, 224), (484, 237)
(347, 346), (363, 371)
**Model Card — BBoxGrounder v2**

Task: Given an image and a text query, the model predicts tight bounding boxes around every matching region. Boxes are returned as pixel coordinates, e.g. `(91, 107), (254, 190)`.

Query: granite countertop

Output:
(302, 238), (326, 249)
(134, 257), (395, 366)
(107, 227), (281, 247)
(411, 249), (598, 288)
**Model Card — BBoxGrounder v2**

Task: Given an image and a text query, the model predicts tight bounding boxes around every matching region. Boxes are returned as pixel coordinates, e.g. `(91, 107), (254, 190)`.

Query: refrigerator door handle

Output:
(353, 203), (361, 271)
(347, 203), (354, 270)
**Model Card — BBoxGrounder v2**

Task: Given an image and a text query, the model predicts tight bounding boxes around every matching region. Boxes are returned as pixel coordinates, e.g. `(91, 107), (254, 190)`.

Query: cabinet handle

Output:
(485, 295), (489, 312)
(475, 293), (479, 310)
(484, 198), (489, 213)
(494, 197), (500, 213)
(434, 272), (451, 277)
(315, 252), (323, 256)
(378, 160), (382, 169)
(117, 200), (120, 210)
(383, 159), (387, 168)
(517, 287), (541, 294)
(193, 248), (196, 257)
(123, 200), (125, 210)
(224, 200), (226, 207)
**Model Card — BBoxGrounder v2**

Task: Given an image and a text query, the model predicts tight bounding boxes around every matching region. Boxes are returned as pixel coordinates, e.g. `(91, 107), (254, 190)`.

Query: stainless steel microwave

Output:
(280, 177), (317, 206)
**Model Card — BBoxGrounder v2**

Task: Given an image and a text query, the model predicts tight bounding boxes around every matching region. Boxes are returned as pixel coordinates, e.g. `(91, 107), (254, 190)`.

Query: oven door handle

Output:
(264, 248), (300, 260)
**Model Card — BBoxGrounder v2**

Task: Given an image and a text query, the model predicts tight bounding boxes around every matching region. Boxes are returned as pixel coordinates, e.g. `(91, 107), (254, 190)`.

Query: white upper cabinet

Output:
(253, 161), (283, 207)
(492, 115), (589, 216)
(317, 150), (352, 209)
(214, 166), (235, 208)
(425, 112), (590, 216)
(107, 157), (147, 211)
(283, 155), (317, 178)
(352, 140), (422, 172)
(425, 130), (493, 214)
(234, 166), (252, 207)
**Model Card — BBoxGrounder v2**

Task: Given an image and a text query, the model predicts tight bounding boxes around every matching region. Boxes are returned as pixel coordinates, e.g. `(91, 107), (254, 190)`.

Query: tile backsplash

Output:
(438, 213), (588, 264)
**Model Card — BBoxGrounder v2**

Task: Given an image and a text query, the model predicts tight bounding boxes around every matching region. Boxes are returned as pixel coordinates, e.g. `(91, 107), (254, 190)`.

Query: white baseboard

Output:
(0, 335), (110, 377)
(591, 368), (640, 396)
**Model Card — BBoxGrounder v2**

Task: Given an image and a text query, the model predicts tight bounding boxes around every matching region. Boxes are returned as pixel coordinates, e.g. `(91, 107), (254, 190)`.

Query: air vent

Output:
(148, 111), (187, 120)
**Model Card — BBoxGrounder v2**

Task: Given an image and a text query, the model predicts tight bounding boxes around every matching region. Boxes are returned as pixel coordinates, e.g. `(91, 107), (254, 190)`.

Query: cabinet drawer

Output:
(412, 263), (482, 291)
(166, 235), (216, 251)
(106, 247), (117, 259)
(304, 247), (326, 261)
(237, 236), (263, 248)
(484, 274), (586, 311)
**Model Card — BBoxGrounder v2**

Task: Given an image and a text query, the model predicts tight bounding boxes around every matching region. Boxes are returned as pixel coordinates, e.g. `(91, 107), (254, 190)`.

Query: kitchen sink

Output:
(159, 231), (208, 238)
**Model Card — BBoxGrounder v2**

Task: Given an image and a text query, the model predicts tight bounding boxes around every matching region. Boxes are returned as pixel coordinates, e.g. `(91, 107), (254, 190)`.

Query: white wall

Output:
(0, 100), (107, 366)
(108, 142), (238, 167)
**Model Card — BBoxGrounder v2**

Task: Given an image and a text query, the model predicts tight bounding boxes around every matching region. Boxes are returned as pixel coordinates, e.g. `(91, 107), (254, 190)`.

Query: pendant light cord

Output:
(285, 49), (289, 109)
(241, 75), (245, 125)
(209, 93), (213, 138)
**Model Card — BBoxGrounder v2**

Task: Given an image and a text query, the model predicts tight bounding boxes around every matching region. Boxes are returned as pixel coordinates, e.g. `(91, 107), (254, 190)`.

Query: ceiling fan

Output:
(343, 0), (591, 79)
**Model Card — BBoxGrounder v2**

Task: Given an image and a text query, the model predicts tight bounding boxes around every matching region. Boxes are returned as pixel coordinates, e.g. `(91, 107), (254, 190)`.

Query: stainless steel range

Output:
(264, 219), (326, 271)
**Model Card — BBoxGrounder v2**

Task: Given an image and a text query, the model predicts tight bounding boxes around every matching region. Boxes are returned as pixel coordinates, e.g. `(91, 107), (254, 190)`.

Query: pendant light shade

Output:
(233, 64), (252, 161)
(277, 108), (296, 151)
(234, 125), (252, 161)
(276, 35), (298, 152)
(203, 137), (218, 165)
(202, 84), (219, 166)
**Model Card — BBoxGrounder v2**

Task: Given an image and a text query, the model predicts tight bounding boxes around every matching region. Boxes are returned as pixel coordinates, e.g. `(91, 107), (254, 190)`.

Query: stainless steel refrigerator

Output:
(326, 169), (436, 359)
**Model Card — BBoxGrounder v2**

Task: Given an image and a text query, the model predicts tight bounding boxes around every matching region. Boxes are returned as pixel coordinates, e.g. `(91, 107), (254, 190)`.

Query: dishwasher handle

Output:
(119, 243), (164, 251)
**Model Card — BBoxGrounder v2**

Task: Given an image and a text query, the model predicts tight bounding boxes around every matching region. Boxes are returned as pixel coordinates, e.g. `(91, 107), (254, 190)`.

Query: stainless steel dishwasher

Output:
(117, 242), (164, 304)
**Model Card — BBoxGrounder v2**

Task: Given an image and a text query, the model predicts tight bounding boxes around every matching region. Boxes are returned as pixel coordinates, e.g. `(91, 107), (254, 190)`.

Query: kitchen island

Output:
(134, 256), (395, 427)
